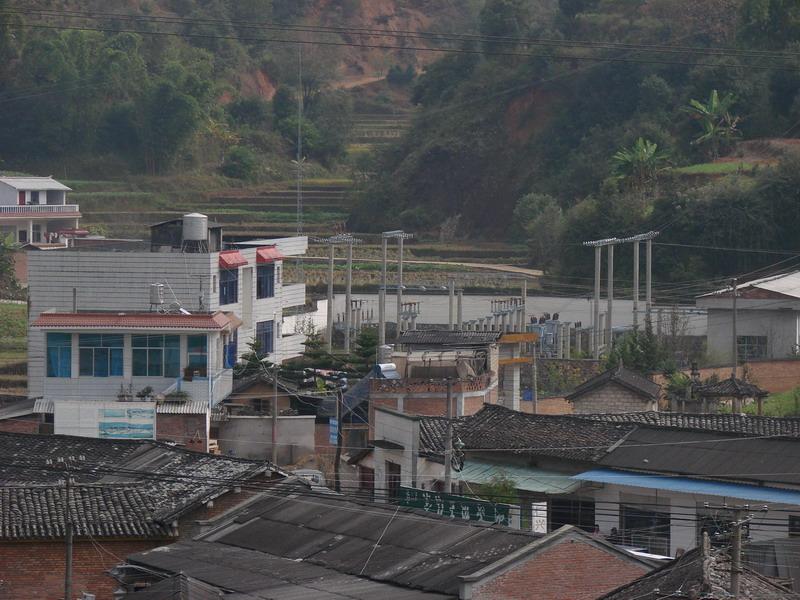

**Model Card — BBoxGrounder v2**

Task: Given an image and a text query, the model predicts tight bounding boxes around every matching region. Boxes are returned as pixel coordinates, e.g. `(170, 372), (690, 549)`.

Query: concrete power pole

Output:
(646, 237), (653, 323)
(344, 243), (353, 353)
(396, 235), (404, 334)
(379, 235), (387, 346)
(448, 278), (455, 330)
(444, 379), (453, 494)
(593, 246), (602, 358)
(731, 277), (738, 379)
(326, 243), (335, 352)
(317, 234), (361, 354)
(633, 240), (640, 329)
(607, 243), (614, 349)
(457, 288), (464, 331)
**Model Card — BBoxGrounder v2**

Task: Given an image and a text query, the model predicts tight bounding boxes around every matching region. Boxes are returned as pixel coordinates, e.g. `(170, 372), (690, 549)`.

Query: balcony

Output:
(0, 204), (81, 216)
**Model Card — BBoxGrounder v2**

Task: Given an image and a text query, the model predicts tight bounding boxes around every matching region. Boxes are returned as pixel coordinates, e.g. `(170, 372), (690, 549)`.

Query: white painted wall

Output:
(373, 408), (420, 499)
(54, 400), (156, 439)
(706, 308), (800, 362)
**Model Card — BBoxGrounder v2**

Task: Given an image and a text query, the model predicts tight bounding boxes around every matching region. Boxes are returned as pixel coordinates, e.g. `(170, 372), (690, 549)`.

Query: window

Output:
(256, 320), (274, 354)
(790, 515), (800, 537)
(187, 335), (208, 376)
(79, 334), (123, 377)
(219, 268), (238, 305)
(132, 335), (180, 377)
(46, 333), (72, 377)
(386, 461), (401, 500)
(32, 224), (41, 243)
(30, 191), (39, 204)
(223, 330), (238, 369)
(737, 336), (767, 360)
(257, 264), (275, 299)
(549, 498), (596, 533)
(18, 229), (27, 243)
(620, 504), (671, 556)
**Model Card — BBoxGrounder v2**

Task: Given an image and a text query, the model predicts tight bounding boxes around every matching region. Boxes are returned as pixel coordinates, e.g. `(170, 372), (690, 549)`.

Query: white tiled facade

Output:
(27, 237), (308, 405)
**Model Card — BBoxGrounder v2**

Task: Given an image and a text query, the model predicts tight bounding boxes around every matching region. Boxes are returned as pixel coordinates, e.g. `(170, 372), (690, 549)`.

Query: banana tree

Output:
(685, 89), (741, 159)
(612, 137), (670, 197)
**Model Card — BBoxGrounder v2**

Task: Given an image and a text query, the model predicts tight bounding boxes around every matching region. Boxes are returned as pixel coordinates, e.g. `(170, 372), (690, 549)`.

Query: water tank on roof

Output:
(150, 283), (165, 306)
(182, 213), (208, 241)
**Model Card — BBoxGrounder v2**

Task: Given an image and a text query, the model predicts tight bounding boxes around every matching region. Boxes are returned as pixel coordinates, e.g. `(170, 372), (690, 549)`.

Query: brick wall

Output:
(0, 539), (160, 600)
(652, 359), (800, 396)
(156, 413), (207, 451)
(570, 382), (656, 414)
(470, 538), (649, 600)
(520, 397), (572, 415)
(0, 415), (40, 434)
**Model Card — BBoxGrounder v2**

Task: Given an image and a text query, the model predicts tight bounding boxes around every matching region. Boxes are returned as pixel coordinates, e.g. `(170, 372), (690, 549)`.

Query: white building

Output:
(697, 272), (800, 363)
(26, 213), (308, 436)
(0, 176), (80, 244)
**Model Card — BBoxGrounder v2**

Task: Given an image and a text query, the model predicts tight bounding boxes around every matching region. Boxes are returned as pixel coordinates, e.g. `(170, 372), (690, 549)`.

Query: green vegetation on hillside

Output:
(349, 0), (800, 289)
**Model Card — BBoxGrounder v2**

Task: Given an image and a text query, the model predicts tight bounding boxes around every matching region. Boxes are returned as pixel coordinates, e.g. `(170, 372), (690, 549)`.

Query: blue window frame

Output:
(219, 268), (238, 305)
(46, 333), (72, 378)
(132, 335), (180, 377)
(256, 320), (274, 354)
(187, 334), (208, 375)
(79, 334), (123, 377)
(257, 264), (275, 299)
(224, 330), (238, 369)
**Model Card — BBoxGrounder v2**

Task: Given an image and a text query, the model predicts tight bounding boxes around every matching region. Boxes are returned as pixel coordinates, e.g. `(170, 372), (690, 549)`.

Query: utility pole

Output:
(397, 235), (404, 335)
(381, 231), (412, 339)
(344, 242), (353, 353)
(444, 380), (453, 494)
(272, 364), (279, 465)
(731, 506), (743, 599)
(64, 461), (73, 600)
(646, 237), (653, 323)
(448, 278), (455, 330)
(457, 288), (464, 331)
(326, 243), (335, 353)
(334, 388), (342, 493)
(532, 346), (538, 415)
(593, 246), (601, 358)
(607, 243), (614, 349)
(633, 240), (640, 329)
(731, 277), (738, 379)
(379, 235), (388, 346)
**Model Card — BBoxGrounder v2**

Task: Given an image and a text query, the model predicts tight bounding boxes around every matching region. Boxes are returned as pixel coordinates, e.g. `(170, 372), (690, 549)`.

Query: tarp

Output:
(457, 460), (582, 495)
(573, 469), (800, 506)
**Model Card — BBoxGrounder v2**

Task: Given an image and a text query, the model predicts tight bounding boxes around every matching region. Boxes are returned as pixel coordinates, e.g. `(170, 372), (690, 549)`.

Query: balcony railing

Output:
(0, 204), (80, 215)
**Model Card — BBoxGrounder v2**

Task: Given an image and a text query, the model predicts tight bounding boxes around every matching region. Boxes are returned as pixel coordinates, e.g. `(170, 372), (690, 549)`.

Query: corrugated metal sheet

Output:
(457, 460), (582, 494)
(574, 469), (800, 505)
(157, 401), (209, 415)
(599, 427), (800, 486)
(0, 177), (71, 191)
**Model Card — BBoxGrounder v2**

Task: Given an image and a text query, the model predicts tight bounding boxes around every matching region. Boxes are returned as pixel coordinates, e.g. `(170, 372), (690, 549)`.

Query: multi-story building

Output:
(26, 213), (308, 439)
(0, 176), (80, 243)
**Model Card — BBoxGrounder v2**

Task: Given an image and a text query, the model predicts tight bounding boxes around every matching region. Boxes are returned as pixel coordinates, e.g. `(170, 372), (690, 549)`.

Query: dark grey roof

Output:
(397, 330), (501, 347)
(598, 426), (800, 486)
(190, 479), (540, 597)
(696, 375), (768, 398)
(566, 365), (661, 401)
(0, 431), (273, 540)
(418, 404), (634, 463)
(129, 541), (454, 599)
(578, 412), (800, 437)
(599, 542), (799, 599)
(118, 573), (227, 600)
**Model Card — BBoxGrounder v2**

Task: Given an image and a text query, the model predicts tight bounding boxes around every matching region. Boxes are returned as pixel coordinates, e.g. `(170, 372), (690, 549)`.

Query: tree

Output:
(740, 0), (800, 49)
(612, 137), (669, 196)
(605, 319), (671, 373)
(479, 0), (531, 52)
(349, 328), (379, 375)
(478, 472), (517, 505)
(221, 146), (258, 179)
(0, 234), (22, 300)
(141, 81), (201, 173)
(684, 90), (740, 159)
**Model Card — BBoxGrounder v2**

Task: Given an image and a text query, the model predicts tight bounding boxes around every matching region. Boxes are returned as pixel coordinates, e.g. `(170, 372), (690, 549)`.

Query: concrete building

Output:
(25, 213), (308, 439)
(697, 272), (800, 363)
(566, 365), (661, 414)
(0, 176), (80, 244)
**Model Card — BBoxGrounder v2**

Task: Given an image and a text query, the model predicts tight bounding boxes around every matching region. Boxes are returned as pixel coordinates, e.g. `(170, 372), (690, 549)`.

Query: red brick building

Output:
(0, 431), (281, 599)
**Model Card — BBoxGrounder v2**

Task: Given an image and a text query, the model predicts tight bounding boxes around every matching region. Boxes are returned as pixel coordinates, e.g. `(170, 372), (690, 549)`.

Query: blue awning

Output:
(574, 469), (800, 506)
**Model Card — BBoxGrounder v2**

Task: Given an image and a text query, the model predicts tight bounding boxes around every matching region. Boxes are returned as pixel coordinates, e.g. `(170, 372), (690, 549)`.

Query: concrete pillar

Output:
(457, 289), (463, 331)
(565, 324), (571, 359)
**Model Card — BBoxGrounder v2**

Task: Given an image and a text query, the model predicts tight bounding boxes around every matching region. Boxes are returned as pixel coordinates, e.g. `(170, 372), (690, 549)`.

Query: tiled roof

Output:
(419, 404), (634, 463)
(0, 176), (71, 191)
(599, 541), (800, 599)
(0, 485), (172, 540)
(566, 365), (661, 401)
(156, 401), (210, 415)
(256, 245), (285, 263)
(578, 412), (800, 437)
(31, 311), (234, 330)
(696, 375), (768, 398)
(397, 329), (502, 346)
(0, 431), (273, 540)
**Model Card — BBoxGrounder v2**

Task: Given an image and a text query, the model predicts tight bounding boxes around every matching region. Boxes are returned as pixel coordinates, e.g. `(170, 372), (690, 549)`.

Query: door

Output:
(242, 267), (253, 329)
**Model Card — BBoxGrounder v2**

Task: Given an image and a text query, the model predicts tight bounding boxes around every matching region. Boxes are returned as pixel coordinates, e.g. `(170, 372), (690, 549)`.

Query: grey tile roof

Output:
(578, 412), (800, 437)
(696, 375), (768, 398)
(0, 431), (273, 540)
(397, 330), (502, 346)
(129, 540), (454, 599)
(598, 427), (800, 486)
(599, 543), (800, 599)
(188, 479), (540, 597)
(418, 404), (635, 463)
(122, 573), (230, 600)
(566, 365), (661, 401)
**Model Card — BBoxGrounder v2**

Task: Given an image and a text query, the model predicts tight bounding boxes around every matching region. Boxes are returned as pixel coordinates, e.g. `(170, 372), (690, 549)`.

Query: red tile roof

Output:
(32, 311), (234, 330)
(219, 250), (247, 268)
(256, 245), (285, 263)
